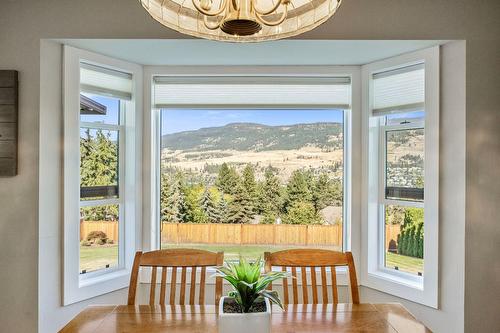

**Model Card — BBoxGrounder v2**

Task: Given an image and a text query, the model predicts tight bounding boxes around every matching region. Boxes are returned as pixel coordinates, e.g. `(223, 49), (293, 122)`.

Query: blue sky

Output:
(80, 93), (120, 125)
(80, 94), (120, 140)
(78, 94), (345, 136)
(161, 109), (344, 135)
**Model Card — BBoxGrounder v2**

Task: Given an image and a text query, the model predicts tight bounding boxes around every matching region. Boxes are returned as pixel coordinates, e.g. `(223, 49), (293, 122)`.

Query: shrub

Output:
(282, 201), (323, 225)
(397, 208), (424, 258)
(86, 230), (108, 245)
(80, 240), (91, 246)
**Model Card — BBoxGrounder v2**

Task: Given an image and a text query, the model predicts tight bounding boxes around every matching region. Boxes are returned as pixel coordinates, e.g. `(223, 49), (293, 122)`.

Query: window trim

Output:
(142, 66), (362, 285)
(361, 46), (439, 308)
(63, 46), (142, 305)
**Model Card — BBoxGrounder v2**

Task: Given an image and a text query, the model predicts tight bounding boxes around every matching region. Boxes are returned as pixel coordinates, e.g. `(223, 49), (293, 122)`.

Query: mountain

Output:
(161, 122), (343, 152)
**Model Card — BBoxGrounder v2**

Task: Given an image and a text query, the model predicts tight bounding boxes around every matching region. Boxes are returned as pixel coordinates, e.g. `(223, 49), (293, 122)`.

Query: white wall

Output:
(1, 1), (499, 332)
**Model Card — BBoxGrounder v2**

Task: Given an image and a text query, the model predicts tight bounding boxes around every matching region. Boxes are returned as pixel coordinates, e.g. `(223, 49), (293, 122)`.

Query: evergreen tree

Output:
(227, 183), (253, 224)
(80, 129), (119, 220)
(217, 196), (229, 224)
(312, 173), (343, 211)
(161, 175), (188, 223)
(215, 162), (240, 195)
(285, 169), (313, 211)
(258, 166), (283, 215)
(242, 164), (258, 211)
(200, 187), (220, 223)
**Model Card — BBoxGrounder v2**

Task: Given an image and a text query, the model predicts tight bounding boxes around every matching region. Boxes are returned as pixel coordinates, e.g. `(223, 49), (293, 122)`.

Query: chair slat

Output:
(310, 267), (318, 304)
(170, 267), (177, 305)
(199, 267), (206, 305)
(301, 266), (308, 304)
(159, 267), (167, 305)
(179, 267), (187, 305)
(282, 266), (289, 305)
(149, 267), (157, 306)
(321, 266), (328, 304)
(331, 266), (338, 304)
(189, 267), (197, 305)
(291, 267), (298, 304)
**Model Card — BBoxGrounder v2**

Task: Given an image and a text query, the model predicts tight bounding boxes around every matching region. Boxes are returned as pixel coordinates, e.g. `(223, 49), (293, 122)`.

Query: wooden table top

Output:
(60, 303), (431, 333)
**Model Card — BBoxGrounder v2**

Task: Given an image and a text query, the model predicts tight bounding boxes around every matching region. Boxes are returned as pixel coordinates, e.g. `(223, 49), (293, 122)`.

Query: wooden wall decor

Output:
(0, 70), (18, 176)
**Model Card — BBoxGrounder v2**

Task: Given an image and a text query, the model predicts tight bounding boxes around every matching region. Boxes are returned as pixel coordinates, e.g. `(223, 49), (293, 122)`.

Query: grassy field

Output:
(385, 252), (423, 275)
(162, 243), (342, 261)
(80, 245), (423, 276)
(80, 245), (118, 273)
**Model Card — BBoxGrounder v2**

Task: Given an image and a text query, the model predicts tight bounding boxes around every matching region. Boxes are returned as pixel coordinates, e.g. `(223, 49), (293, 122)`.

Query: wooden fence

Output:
(80, 221), (401, 249)
(160, 223), (343, 247)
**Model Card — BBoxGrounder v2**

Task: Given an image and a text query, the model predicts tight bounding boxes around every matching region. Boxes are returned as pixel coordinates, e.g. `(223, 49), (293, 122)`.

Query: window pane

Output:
(385, 110), (424, 126)
(80, 204), (119, 274)
(384, 205), (424, 276)
(159, 109), (344, 260)
(80, 128), (119, 200)
(80, 93), (120, 125)
(385, 128), (424, 201)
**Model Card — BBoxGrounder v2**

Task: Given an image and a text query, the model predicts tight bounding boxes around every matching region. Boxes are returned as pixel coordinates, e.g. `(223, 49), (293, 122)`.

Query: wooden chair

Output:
(264, 249), (359, 304)
(127, 249), (224, 306)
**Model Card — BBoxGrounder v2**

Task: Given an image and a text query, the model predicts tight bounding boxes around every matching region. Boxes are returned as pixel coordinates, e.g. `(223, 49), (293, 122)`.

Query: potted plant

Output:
(214, 257), (289, 333)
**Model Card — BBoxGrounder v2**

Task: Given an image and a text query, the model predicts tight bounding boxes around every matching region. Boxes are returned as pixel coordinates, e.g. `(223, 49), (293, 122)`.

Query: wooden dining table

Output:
(60, 303), (431, 333)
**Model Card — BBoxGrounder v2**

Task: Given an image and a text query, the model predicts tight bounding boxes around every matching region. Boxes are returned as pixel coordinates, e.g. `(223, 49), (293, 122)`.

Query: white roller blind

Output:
(372, 64), (424, 116)
(80, 63), (133, 100)
(153, 76), (351, 109)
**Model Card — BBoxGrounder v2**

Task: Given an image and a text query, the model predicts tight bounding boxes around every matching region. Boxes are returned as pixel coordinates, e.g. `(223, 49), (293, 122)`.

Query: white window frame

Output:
(142, 66), (362, 286)
(63, 46), (142, 305)
(361, 47), (439, 307)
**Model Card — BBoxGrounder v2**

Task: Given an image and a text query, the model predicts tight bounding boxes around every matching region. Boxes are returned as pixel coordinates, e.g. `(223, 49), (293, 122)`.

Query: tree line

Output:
(161, 163), (343, 225)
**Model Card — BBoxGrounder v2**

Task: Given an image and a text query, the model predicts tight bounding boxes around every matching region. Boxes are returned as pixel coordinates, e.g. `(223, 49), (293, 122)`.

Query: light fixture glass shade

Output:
(139, 0), (342, 42)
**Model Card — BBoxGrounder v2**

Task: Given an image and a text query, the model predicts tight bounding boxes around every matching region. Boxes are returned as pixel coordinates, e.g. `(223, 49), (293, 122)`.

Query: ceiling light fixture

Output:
(139, 0), (342, 42)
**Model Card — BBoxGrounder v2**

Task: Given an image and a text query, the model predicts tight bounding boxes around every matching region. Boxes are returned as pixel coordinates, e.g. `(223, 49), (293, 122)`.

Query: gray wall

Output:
(1, 1), (499, 332)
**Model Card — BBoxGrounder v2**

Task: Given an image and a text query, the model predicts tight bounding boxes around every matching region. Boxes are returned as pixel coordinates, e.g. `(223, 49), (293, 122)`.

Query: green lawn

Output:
(162, 243), (342, 261)
(80, 245), (422, 276)
(385, 252), (423, 275)
(80, 245), (118, 273)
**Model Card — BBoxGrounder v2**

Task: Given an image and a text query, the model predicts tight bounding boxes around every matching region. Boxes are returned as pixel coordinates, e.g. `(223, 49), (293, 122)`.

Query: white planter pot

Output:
(218, 296), (271, 333)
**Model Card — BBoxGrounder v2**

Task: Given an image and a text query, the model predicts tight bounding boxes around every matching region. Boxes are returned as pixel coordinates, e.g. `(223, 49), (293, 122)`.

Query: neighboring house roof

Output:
(80, 94), (107, 115)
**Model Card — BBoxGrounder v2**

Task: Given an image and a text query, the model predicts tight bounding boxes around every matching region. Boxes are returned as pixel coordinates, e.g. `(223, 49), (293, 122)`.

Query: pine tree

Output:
(217, 196), (229, 224)
(215, 162), (240, 195)
(227, 183), (253, 224)
(161, 175), (188, 223)
(200, 187), (220, 223)
(79, 129), (119, 220)
(258, 166), (283, 216)
(312, 173), (343, 211)
(242, 164), (257, 211)
(285, 169), (313, 211)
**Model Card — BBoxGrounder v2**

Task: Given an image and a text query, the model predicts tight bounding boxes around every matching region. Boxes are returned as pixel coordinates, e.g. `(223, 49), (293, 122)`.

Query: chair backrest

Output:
(264, 249), (359, 304)
(127, 249), (224, 306)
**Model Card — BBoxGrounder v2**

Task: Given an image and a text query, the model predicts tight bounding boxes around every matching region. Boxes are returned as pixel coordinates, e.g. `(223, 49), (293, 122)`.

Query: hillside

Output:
(161, 122), (343, 152)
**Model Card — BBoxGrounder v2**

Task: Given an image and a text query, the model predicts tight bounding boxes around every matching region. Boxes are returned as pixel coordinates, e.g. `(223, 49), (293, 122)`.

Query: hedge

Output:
(397, 208), (424, 258)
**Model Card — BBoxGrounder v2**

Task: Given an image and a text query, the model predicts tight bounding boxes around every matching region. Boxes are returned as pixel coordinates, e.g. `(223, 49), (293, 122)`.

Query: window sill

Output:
(79, 268), (130, 288)
(367, 269), (423, 290)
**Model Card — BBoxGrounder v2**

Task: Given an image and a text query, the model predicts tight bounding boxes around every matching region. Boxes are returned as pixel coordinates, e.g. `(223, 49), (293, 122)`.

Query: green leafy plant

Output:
(214, 257), (289, 313)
